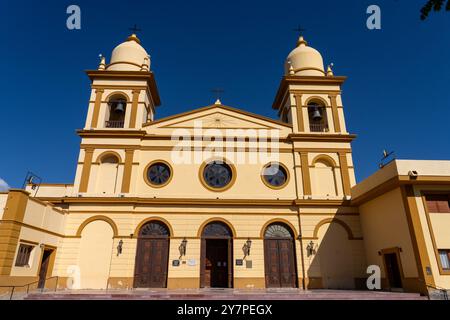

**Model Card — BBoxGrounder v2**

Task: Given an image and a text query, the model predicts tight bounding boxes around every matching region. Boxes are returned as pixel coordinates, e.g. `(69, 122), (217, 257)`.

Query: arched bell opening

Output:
(106, 94), (127, 128)
(307, 101), (329, 132)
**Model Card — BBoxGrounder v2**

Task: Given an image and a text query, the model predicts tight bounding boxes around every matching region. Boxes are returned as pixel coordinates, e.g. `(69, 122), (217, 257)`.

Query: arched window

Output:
(202, 221), (233, 238)
(101, 155), (119, 164)
(311, 157), (338, 197)
(307, 101), (328, 132)
(264, 223), (293, 238)
(106, 95), (127, 128)
(139, 221), (170, 237)
(95, 154), (120, 194)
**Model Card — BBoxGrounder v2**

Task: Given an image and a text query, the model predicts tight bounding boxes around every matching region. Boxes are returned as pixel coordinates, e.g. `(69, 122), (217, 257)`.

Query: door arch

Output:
(134, 220), (170, 288)
(200, 221), (233, 288)
(263, 222), (298, 288)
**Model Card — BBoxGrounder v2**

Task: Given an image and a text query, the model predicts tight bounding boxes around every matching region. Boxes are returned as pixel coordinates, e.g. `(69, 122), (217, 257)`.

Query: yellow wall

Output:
(412, 186), (450, 289)
(358, 188), (418, 281)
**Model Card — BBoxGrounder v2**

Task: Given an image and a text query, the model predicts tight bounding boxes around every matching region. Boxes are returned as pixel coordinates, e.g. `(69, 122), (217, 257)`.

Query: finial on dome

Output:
(287, 61), (295, 75)
(327, 63), (334, 76)
(215, 98), (222, 105)
(98, 54), (106, 70)
(141, 56), (150, 71)
(297, 36), (308, 47)
(126, 33), (141, 44)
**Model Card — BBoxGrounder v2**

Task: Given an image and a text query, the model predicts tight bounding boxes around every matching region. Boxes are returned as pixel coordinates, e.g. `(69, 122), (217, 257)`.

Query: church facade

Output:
(0, 34), (449, 296)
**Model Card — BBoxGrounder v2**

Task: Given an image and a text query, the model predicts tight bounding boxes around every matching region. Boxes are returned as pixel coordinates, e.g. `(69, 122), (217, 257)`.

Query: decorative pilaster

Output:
(338, 152), (351, 196)
(300, 152), (312, 195)
(121, 149), (134, 193)
(329, 94), (341, 133)
(129, 90), (141, 128)
(294, 94), (304, 132)
(90, 89), (104, 128)
(79, 148), (94, 193)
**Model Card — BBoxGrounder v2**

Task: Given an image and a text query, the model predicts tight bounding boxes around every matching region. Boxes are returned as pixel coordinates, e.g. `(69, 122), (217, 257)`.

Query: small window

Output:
(145, 161), (172, 187)
(139, 221), (170, 237)
(262, 163), (289, 189)
(15, 244), (34, 267)
(264, 223), (293, 238)
(425, 194), (450, 213)
(101, 155), (119, 164)
(438, 250), (450, 270)
(202, 161), (233, 190)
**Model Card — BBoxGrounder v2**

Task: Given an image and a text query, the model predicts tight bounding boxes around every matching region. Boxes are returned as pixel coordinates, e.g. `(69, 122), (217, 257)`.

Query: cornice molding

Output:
(77, 130), (146, 139)
(36, 196), (352, 208)
(85, 70), (161, 106)
(287, 133), (357, 143)
(272, 75), (347, 110)
(351, 175), (450, 206)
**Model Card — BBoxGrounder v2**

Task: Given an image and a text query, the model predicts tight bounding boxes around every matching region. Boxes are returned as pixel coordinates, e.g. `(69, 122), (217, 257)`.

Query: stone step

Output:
(24, 290), (427, 300)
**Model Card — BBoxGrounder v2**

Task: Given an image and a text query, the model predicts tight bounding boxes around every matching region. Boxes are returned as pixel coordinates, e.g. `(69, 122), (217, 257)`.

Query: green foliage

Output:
(421, 0), (450, 20)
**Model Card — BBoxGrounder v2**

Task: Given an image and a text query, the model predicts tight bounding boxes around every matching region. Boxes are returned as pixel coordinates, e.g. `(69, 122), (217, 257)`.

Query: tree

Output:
(421, 0), (450, 20)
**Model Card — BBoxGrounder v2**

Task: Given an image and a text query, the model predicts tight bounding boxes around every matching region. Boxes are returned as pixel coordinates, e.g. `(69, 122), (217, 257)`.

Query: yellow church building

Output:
(0, 34), (449, 297)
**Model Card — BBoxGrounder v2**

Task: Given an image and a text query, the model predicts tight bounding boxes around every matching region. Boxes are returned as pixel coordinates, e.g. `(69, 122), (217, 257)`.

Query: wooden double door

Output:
(134, 237), (169, 288)
(264, 238), (297, 288)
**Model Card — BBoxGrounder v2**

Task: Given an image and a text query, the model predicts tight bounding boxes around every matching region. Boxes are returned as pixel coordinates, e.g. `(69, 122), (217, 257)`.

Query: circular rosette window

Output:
(145, 161), (172, 188)
(201, 160), (235, 191)
(262, 163), (289, 189)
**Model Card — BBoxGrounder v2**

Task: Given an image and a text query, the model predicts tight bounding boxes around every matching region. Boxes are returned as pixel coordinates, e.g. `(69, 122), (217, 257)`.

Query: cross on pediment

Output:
(211, 88), (224, 100)
(129, 24), (141, 34)
(293, 25), (306, 35)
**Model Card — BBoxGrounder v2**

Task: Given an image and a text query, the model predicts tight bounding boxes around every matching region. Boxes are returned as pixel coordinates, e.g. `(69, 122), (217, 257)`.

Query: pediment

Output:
(145, 105), (291, 131)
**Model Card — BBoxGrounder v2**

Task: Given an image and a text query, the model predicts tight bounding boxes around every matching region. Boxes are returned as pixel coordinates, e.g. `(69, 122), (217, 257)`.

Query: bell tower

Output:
(74, 34), (161, 195)
(273, 36), (356, 199)
(83, 33), (161, 130)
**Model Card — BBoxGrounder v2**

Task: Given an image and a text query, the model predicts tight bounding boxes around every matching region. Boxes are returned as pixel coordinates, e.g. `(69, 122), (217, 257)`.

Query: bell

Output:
(312, 107), (322, 121)
(114, 101), (125, 113)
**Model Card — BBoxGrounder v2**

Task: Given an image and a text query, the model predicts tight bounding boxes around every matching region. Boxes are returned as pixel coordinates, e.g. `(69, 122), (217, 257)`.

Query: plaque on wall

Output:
(246, 260), (252, 268)
(172, 260), (180, 267)
(235, 259), (243, 266)
(188, 259), (196, 266)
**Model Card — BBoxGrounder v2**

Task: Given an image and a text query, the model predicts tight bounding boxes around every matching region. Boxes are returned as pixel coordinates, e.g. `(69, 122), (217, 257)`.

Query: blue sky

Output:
(0, 0), (449, 188)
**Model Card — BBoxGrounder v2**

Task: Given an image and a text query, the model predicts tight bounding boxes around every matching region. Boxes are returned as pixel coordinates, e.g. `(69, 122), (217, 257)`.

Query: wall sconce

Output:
(179, 238), (187, 258)
(306, 241), (316, 257)
(242, 238), (252, 258)
(117, 239), (123, 256)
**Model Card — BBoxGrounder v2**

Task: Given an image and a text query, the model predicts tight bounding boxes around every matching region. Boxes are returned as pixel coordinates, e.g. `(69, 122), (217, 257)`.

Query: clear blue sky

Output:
(1, 0), (449, 188)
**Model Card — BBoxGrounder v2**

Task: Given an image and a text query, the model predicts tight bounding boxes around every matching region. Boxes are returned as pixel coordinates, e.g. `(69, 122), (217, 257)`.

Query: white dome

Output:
(284, 37), (325, 76)
(107, 34), (150, 71)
